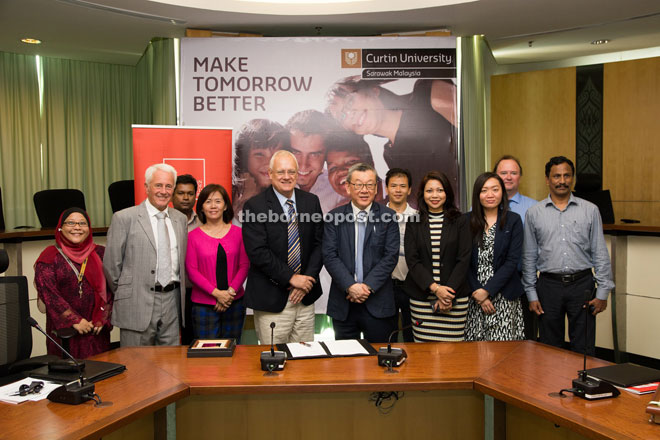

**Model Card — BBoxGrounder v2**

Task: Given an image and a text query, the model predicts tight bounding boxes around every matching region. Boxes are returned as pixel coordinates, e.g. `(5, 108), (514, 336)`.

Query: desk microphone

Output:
(28, 316), (95, 405)
(378, 320), (423, 370)
(260, 322), (286, 373)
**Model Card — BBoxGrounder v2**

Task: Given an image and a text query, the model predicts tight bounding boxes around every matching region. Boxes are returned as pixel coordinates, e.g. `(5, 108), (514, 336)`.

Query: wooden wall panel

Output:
(491, 68), (576, 201)
(603, 57), (660, 223)
(177, 391), (483, 440)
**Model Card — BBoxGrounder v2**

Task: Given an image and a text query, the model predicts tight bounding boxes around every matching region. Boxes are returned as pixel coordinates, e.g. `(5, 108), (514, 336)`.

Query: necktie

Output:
(286, 200), (301, 273)
(356, 210), (367, 283)
(156, 211), (171, 287)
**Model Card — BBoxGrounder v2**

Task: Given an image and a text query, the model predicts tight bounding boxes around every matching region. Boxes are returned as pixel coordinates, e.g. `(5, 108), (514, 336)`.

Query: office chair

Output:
(108, 180), (135, 213)
(0, 276), (34, 380)
(573, 173), (615, 224)
(0, 275), (65, 385)
(0, 187), (5, 231)
(33, 189), (86, 228)
(0, 249), (8, 273)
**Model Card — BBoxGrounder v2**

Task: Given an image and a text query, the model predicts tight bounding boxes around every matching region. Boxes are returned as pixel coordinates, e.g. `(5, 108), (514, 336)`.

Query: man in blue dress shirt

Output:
(522, 156), (613, 355)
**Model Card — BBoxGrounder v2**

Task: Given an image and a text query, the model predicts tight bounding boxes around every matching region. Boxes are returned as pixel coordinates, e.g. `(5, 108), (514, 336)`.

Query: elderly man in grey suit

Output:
(103, 163), (188, 346)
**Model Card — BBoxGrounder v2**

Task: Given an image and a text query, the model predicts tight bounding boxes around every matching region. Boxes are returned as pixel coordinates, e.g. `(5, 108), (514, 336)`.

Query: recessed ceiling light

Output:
(591, 39), (610, 45)
(21, 38), (42, 45)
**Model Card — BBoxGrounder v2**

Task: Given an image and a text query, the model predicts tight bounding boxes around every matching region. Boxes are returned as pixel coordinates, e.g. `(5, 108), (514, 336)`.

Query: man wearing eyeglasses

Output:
(242, 150), (324, 344)
(322, 163), (399, 342)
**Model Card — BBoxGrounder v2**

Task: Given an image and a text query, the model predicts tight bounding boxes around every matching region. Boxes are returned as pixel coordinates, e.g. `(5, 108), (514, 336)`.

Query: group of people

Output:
(33, 153), (613, 360)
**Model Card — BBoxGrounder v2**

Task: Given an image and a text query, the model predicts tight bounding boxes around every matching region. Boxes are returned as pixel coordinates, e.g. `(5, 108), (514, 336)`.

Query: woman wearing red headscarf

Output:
(34, 208), (112, 358)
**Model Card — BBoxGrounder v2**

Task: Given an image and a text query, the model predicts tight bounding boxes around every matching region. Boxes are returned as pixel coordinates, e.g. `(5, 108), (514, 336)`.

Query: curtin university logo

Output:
(341, 49), (362, 68)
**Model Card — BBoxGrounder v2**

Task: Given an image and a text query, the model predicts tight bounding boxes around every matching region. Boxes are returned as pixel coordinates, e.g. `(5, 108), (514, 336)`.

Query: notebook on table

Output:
(28, 360), (126, 384)
(585, 363), (660, 388)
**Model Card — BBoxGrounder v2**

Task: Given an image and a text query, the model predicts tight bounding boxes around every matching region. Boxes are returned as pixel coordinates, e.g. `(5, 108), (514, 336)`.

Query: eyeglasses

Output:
(62, 221), (89, 228)
(348, 182), (377, 191)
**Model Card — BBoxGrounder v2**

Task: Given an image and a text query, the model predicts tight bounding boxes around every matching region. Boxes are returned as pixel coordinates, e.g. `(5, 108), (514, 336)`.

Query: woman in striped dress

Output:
(403, 171), (471, 342)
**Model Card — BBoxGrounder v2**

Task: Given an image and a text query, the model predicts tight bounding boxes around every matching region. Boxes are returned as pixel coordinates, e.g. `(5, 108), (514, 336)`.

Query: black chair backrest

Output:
(108, 180), (135, 213)
(0, 277), (32, 375)
(0, 187), (5, 231)
(33, 189), (86, 228)
(0, 249), (8, 273)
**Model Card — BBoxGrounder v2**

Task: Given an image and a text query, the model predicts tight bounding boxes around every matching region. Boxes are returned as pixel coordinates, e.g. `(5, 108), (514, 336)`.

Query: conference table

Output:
(0, 341), (657, 440)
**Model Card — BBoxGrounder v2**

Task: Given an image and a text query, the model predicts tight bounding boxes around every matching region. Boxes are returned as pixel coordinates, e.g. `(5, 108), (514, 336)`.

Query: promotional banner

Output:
(181, 37), (458, 215)
(132, 125), (233, 204)
(180, 37), (458, 317)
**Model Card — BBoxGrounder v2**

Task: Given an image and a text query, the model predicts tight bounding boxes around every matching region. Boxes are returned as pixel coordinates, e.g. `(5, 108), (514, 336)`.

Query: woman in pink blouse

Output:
(186, 184), (250, 341)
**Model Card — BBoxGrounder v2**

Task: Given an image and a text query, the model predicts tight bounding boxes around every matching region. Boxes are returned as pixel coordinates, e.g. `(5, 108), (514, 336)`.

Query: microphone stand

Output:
(557, 286), (620, 400)
(28, 317), (97, 405)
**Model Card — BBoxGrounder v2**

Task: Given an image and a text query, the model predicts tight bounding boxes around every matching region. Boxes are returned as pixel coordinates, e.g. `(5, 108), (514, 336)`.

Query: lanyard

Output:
(56, 246), (88, 298)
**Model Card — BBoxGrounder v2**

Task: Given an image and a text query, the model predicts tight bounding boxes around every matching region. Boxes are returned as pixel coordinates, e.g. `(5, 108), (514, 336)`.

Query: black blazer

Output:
(242, 186), (324, 313)
(322, 202), (399, 321)
(467, 211), (524, 301)
(403, 212), (471, 301)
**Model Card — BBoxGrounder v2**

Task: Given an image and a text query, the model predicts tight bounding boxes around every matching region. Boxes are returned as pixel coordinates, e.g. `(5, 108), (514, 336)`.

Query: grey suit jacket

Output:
(103, 201), (188, 331)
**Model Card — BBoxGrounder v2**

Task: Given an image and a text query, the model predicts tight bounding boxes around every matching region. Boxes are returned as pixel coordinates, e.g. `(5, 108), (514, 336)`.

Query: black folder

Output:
(29, 360), (126, 384)
(585, 363), (660, 388)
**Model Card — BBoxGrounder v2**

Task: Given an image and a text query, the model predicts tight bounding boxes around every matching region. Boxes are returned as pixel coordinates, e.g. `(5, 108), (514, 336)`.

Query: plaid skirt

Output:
(191, 296), (246, 342)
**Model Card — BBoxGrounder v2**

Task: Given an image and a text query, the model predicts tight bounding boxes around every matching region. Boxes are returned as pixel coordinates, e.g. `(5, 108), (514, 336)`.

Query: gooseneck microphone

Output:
(386, 320), (423, 353)
(270, 322), (276, 357)
(260, 322), (286, 374)
(378, 320), (423, 371)
(556, 287), (619, 400)
(28, 316), (96, 404)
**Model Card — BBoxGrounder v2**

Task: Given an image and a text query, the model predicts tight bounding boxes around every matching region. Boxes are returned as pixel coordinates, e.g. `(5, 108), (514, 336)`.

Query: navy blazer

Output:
(467, 210), (524, 301)
(322, 202), (399, 321)
(242, 186), (324, 313)
(403, 212), (471, 300)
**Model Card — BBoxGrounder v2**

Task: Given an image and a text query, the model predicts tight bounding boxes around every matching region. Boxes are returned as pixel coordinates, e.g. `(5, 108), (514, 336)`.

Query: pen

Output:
(300, 342), (312, 347)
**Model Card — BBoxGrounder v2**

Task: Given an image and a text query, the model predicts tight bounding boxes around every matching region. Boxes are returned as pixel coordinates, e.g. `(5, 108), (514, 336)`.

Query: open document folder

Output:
(277, 339), (377, 360)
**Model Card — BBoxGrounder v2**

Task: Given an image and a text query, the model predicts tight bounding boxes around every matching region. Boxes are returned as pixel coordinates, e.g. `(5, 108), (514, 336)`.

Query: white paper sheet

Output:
(286, 341), (328, 358)
(0, 377), (61, 404)
(323, 339), (369, 356)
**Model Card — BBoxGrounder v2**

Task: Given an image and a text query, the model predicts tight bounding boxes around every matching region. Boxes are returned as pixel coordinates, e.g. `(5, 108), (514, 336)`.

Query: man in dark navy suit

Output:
(242, 150), (324, 344)
(322, 163), (399, 342)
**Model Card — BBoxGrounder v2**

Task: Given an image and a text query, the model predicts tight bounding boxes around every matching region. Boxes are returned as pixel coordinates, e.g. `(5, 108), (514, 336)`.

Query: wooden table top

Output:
(602, 224), (660, 235)
(0, 349), (188, 440)
(135, 341), (521, 394)
(0, 341), (657, 440)
(474, 342), (659, 440)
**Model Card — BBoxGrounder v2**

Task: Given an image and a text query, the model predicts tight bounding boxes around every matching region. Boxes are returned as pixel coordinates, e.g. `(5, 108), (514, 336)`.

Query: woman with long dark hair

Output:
(465, 172), (525, 341)
(402, 171), (471, 341)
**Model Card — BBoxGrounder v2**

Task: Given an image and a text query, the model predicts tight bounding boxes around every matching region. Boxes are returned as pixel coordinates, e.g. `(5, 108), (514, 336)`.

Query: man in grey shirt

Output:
(522, 156), (613, 355)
